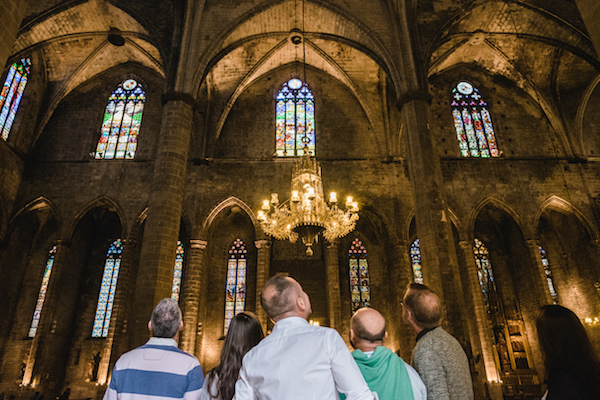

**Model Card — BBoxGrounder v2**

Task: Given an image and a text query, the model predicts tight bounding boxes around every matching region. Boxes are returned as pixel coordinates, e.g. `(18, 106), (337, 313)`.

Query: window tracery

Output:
(276, 78), (315, 157)
(348, 238), (370, 313)
(171, 241), (184, 301)
(0, 58), (31, 141)
(95, 79), (145, 159)
(451, 81), (499, 158)
(28, 245), (57, 338)
(410, 239), (424, 284)
(539, 245), (559, 304)
(92, 239), (123, 337)
(224, 239), (247, 335)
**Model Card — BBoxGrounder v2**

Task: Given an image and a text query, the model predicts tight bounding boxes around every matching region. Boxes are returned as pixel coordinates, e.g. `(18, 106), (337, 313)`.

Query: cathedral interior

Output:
(1, 0), (600, 399)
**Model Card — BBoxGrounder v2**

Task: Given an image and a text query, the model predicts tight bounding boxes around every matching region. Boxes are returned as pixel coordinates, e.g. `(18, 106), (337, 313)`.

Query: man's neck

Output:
(273, 312), (307, 323)
(356, 341), (383, 353)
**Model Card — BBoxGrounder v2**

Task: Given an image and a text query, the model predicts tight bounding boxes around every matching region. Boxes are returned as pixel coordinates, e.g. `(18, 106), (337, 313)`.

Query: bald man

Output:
(234, 274), (374, 400)
(345, 307), (426, 400)
(402, 283), (473, 400)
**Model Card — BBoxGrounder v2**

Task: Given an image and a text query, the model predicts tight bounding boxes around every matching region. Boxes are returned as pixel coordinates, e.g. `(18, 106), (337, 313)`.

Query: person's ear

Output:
(147, 321), (152, 332)
(297, 296), (305, 311)
(178, 320), (184, 331)
(350, 329), (356, 342)
(384, 331), (389, 340)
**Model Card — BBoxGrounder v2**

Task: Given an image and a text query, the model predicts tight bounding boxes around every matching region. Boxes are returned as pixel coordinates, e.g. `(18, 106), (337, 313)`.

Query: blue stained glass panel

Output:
(92, 239), (123, 338)
(275, 79), (316, 157)
(95, 79), (145, 159)
(451, 81), (499, 158)
(0, 58), (31, 141)
(28, 245), (57, 338)
(410, 239), (424, 284)
(171, 241), (184, 301)
(348, 238), (370, 313)
(539, 246), (559, 304)
(224, 239), (247, 335)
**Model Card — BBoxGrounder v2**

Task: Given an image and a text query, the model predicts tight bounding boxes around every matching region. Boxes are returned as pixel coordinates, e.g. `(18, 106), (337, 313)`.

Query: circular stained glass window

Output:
(457, 81), (473, 95)
(288, 78), (302, 89)
(123, 79), (138, 90)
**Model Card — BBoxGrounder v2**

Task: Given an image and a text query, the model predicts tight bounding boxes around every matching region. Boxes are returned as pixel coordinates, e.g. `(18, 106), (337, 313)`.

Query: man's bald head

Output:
(261, 274), (309, 321)
(351, 307), (386, 344)
(402, 283), (441, 330)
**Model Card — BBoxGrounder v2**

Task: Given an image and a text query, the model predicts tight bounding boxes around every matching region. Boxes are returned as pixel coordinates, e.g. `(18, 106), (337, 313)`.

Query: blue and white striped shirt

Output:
(103, 337), (204, 400)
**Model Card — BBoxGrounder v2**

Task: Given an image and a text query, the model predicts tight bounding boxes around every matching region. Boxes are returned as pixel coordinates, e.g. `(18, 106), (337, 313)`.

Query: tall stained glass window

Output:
(473, 238), (496, 307)
(224, 239), (247, 335)
(410, 239), (424, 284)
(92, 239), (123, 338)
(349, 238), (370, 313)
(95, 79), (145, 159)
(1, 58), (31, 141)
(451, 81), (499, 158)
(171, 241), (184, 301)
(275, 78), (315, 157)
(539, 246), (559, 304)
(28, 245), (57, 338)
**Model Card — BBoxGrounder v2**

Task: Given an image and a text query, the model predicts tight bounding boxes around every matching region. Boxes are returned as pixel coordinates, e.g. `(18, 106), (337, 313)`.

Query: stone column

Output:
(525, 240), (554, 305)
(574, 0), (600, 60)
(325, 241), (341, 330)
(131, 93), (195, 348)
(398, 95), (457, 305)
(254, 239), (272, 332)
(458, 241), (501, 388)
(391, 240), (414, 359)
(0, 0), (27, 69)
(180, 239), (207, 354)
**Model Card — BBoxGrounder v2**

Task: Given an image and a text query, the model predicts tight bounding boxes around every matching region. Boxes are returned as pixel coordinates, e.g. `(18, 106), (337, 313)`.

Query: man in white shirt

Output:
(347, 307), (426, 400)
(233, 274), (374, 400)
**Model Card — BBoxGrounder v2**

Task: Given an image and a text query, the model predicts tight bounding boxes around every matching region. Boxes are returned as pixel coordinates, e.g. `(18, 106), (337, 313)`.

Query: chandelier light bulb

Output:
(271, 193), (279, 205)
(257, 211), (267, 221)
(291, 190), (300, 202)
(346, 196), (353, 208)
(329, 192), (338, 203)
(262, 200), (270, 210)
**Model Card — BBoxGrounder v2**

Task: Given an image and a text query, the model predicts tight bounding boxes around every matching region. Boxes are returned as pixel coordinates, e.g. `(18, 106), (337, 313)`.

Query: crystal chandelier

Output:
(257, 150), (359, 256)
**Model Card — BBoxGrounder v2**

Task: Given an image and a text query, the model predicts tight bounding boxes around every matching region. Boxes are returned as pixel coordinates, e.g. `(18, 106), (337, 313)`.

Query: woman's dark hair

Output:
(205, 311), (264, 400)
(536, 305), (600, 390)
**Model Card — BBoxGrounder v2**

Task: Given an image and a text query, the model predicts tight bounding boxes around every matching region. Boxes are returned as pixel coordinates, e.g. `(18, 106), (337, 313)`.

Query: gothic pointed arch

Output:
(201, 196), (260, 239)
(67, 196), (127, 242)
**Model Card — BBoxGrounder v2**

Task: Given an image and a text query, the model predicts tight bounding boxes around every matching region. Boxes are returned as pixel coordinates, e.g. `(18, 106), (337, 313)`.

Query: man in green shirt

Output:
(345, 307), (426, 400)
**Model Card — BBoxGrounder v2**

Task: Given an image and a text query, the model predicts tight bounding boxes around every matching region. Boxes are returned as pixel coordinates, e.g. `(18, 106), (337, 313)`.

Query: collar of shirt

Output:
(362, 350), (375, 358)
(271, 316), (309, 332)
(415, 326), (437, 342)
(147, 337), (179, 347)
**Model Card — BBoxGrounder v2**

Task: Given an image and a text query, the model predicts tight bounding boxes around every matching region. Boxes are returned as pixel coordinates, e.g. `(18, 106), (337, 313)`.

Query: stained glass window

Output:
(349, 238), (370, 313)
(451, 81), (499, 158)
(92, 239), (123, 338)
(473, 238), (496, 307)
(28, 245), (57, 338)
(95, 79), (145, 159)
(410, 239), (424, 284)
(1, 58), (31, 141)
(171, 241), (184, 301)
(275, 78), (315, 157)
(224, 239), (247, 335)
(539, 246), (559, 304)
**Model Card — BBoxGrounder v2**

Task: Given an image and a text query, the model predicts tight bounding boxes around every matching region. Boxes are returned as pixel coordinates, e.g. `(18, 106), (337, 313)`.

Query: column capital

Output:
(161, 91), (197, 108)
(326, 240), (339, 249)
(190, 239), (208, 249)
(524, 239), (540, 248)
(458, 240), (473, 250)
(397, 90), (433, 110)
(121, 238), (137, 246)
(254, 239), (272, 249)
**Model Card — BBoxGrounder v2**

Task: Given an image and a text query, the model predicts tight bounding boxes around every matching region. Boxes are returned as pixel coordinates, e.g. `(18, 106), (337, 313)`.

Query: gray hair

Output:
(151, 298), (182, 338)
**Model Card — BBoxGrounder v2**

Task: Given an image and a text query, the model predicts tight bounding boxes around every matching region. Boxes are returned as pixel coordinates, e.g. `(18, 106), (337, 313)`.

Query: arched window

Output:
(95, 79), (145, 159)
(410, 239), (424, 284)
(348, 238), (370, 313)
(275, 78), (315, 157)
(171, 241), (184, 301)
(1, 58), (31, 141)
(451, 81), (499, 158)
(224, 239), (247, 335)
(472, 238), (496, 306)
(92, 239), (123, 338)
(28, 245), (57, 338)
(539, 246), (559, 304)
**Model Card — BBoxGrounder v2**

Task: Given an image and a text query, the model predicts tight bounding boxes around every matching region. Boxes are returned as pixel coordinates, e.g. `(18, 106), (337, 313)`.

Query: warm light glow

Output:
(262, 200), (270, 210)
(271, 193), (279, 205)
(291, 190), (300, 202)
(257, 211), (267, 221)
(585, 317), (599, 326)
(329, 192), (337, 203)
(309, 320), (320, 326)
(306, 185), (315, 199)
(346, 196), (353, 207)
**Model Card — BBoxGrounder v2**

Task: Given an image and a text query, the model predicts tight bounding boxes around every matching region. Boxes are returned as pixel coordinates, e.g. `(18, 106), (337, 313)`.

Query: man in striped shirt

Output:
(103, 298), (204, 400)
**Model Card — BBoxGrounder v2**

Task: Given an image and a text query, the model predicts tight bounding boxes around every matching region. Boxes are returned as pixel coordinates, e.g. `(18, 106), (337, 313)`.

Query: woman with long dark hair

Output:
(201, 311), (264, 400)
(536, 304), (600, 399)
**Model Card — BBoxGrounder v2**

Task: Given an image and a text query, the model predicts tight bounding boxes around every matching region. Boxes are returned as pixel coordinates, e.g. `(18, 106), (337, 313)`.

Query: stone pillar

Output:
(131, 93), (195, 348)
(0, 0), (27, 69)
(398, 95), (457, 305)
(525, 240), (554, 305)
(391, 240), (414, 359)
(458, 241), (501, 388)
(254, 239), (272, 332)
(325, 241), (341, 330)
(180, 239), (207, 354)
(575, 0), (600, 59)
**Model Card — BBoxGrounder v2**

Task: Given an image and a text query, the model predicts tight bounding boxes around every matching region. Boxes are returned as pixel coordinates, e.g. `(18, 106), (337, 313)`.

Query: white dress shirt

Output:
(233, 317), (374, 400)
